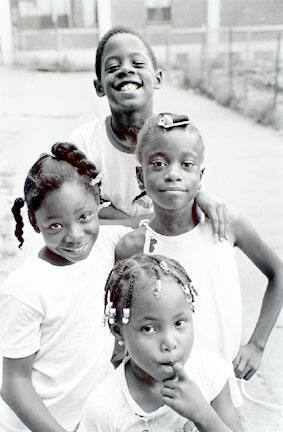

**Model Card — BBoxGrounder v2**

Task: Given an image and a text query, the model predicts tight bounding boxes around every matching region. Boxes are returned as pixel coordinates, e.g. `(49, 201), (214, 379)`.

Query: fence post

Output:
(273, 32), (282, 110)
(244, 30), (252, 105)
(228, 28), (234, 103)
(165, 27), (171, 81)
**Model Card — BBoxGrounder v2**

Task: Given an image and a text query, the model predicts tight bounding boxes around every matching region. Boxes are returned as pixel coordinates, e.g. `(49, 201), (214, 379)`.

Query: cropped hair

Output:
(136, 112), (205, 164)
(95, 25), (158, 81)
(104, 253), (197, 325)
(11, 142), (100, 248)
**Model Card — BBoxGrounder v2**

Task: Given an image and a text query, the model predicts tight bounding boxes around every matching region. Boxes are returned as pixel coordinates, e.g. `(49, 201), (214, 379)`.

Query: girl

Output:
(115, 113), (283, 402)
(69, 26), (229, 240)
(0, 143), (130, 432)
(78, 254), (243, 432)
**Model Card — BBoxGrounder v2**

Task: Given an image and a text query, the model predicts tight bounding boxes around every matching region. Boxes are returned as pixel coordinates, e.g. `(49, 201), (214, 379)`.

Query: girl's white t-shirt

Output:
(0, 225), (130, 431)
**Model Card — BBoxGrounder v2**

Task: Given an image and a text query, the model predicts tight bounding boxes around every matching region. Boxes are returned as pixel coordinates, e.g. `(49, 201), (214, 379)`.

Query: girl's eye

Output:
(140, 325), (156, 335)
(80, 212), (92, 222)
(182, 161), (194, 169)
(48, 223), (62, 231)
(106, 64), (119, 73)
(175, 320), (185, 329)
(133, 60), (145, 67)
(152, 160), (166, 168)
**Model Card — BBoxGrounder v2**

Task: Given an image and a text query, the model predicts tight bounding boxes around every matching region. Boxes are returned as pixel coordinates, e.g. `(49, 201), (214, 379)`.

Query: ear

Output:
(154, 69), (163, 89)
(93, 79), (105, 97)
(198, 167), (205, 190)
(110, 323), (124, 342)
(28, 211), (40, 233)
(136, 165), (145, 191)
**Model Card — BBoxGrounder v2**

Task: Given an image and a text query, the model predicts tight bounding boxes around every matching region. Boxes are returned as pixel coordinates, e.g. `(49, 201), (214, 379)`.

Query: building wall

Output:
(171, 0), (207, 28)
(221, 0), (283, 26)
(111, 0), (145, 29)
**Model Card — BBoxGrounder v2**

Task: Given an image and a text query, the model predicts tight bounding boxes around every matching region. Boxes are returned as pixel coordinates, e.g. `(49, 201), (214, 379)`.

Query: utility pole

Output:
(97, 0), (112, 38)
(0, 0), (14, 65)
(206, 0), (220, 58)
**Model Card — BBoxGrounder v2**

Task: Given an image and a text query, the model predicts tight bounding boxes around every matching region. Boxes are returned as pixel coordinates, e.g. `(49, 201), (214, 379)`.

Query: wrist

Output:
(249, 338), (265, 352)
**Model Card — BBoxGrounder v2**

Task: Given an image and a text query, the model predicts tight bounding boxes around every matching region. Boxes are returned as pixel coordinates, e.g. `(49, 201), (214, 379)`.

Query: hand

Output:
(195, 192), (229, 242)
(160, 363), (210, 423)
(233, 341), (264, 380)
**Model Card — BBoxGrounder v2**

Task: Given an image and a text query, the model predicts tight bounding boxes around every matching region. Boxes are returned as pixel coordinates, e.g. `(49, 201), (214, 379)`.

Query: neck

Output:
(110, 105), (153, 143)
(150, 202), (198, 236)
(125, 361), (163, 412)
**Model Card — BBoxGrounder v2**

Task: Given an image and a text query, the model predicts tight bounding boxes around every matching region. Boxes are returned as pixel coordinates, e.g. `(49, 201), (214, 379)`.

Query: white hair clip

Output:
(122, 308), (130, 324)
(89, 172), (103, 187)
(160, 260), (170, 274)
(108, 307), (116, 324)
(153, 278), (162, 297)
(157, 114), (190, 129)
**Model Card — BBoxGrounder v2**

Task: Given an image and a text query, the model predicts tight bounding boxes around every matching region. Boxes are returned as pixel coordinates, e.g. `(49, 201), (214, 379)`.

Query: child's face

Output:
(141, 129), (203, 211)
(34, 181), (99, 264)
(96, 33), (161, 114)
(120, 277), (194, 382)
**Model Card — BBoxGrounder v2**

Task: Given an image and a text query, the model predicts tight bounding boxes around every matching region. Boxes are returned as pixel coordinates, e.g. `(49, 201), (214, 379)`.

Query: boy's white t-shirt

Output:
(69, 116), (153, 218)
(78, 349), (230, 432)
(0, 225), (131, 432)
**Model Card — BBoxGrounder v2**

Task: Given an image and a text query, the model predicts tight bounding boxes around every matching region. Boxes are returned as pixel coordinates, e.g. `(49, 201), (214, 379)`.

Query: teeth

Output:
(119, 83), (139, 91)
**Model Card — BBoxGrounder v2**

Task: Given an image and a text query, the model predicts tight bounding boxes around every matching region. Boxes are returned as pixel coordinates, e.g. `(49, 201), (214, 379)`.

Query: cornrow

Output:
(11, 198), (25, 248)
(104, 253), (196, 325)
(11, 142), (101, 248)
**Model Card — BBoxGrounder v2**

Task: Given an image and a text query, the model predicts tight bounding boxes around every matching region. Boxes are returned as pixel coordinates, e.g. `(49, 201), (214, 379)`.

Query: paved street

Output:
(1, 67), (283, 430)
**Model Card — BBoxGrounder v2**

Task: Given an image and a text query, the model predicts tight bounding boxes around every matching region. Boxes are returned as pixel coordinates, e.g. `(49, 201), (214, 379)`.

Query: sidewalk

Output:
(1, 67), (283, 430)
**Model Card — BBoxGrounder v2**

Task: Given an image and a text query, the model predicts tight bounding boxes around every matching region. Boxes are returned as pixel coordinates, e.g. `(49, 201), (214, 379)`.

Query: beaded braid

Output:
(11, 142), (100, 248)
(104, 253), (196, 325)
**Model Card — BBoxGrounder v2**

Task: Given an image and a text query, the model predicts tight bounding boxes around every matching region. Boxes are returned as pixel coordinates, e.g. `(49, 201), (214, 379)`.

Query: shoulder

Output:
(99, 225), (133, 247)
(186, 348), (230, 401)
(69, 116), (105, 138)
(115, 227), (146, 261)
(79, 366), (124, 431)
(2, 256), (44, 293)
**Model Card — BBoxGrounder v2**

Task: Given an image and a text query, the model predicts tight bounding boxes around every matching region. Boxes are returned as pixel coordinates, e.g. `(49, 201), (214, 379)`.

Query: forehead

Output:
(131, 278), (190, 320)
(143, 129), (204, 161)
(36, 182), (96, 218)
(102, 33), (153, 63)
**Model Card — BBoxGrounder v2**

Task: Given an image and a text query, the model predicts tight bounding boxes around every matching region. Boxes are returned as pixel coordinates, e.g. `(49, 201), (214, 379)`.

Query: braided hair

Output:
(11, 142), (100, 248)
(104, 253), (197, 325)
(95, 25), (158, 81)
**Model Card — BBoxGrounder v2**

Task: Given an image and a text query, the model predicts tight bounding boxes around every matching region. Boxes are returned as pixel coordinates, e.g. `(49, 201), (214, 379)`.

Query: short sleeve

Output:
(0, 294), (43, 358)
(78, 394), (113, 432)
(203, 351), (230, 401)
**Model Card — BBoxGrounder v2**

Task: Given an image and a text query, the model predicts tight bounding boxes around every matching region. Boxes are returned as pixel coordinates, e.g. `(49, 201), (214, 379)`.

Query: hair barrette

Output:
(122, 308), (130, 324)
(157, 114), (190, 129)
(153, 278), (162, 297)
(108, 307), (116, 324)
(89, 172), (103, 187)
(160, 260), (170, 274)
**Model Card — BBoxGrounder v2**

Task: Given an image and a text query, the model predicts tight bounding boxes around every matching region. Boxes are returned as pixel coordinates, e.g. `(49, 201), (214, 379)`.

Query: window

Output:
(145, 0), (171, 24)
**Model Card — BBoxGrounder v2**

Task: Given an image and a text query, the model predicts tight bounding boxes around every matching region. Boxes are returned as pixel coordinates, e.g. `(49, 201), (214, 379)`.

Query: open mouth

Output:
(62, 243), (89, 254)
(115, 81), (141, 92)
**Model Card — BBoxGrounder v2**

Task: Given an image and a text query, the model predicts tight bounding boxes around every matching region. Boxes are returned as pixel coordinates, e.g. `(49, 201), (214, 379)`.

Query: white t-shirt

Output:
(0, 225), (131, 432)
(69, 116), (153, 217)
(78, 349), (230, 432)
(143, 221), (243, 406)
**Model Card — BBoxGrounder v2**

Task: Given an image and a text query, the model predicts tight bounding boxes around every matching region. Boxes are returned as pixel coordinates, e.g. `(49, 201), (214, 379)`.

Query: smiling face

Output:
(34, 181), (100, 265)
(120, 277), (194, 382)
(96, 33), (161, 115)
(140, 128), (204, 212)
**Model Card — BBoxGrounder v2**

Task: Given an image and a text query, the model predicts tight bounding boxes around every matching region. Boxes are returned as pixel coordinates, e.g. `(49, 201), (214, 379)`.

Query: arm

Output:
(232, 213), (283, 379)
(161, 364), (239, 432)
(1, 355), (66, 432)
(99, 204), (154, 228)
(210, 383), (243, 431)
(195, 190), (229, 242)
(115, 228), (146, 261)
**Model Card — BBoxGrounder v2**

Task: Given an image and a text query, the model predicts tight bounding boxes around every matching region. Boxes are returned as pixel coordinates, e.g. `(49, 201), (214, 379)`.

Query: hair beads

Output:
(104, 253), (197, 325)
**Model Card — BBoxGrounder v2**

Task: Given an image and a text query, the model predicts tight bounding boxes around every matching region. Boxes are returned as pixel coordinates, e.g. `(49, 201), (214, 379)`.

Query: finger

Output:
(160, 386), (175, 398)
(222, 204), (230, 240)
(216, 205), (226, 242)
(234, 358), (247, 379)
(243, 368), (256, 380)
(196, 205), (205, 224)
(209, 208), (219, 240)
(172, 362), (187, 381)
(232, 353), (240, 370)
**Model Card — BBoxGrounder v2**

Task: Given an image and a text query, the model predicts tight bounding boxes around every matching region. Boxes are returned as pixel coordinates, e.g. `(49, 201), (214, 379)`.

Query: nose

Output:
(65, 223), (84, 243)
(160, 331), (177, 353)
(164, 163), (182, 182)
(116, 62), (135, 78)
